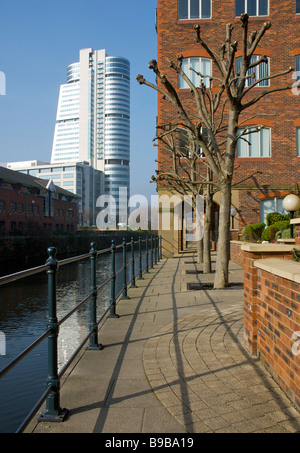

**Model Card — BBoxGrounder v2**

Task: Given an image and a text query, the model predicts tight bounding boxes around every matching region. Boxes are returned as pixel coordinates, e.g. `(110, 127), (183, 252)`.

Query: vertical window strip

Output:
(297, 128), (300, 157)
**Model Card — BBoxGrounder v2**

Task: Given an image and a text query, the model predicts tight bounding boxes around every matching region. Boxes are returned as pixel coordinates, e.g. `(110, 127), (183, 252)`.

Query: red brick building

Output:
(0, 166), (79, 234)
(156, 0), (300, 253)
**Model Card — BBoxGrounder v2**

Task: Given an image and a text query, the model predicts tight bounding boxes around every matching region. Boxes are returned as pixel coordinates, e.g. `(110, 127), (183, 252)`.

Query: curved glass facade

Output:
(104, 56), (130, 209)
(67, 63), (80, 83)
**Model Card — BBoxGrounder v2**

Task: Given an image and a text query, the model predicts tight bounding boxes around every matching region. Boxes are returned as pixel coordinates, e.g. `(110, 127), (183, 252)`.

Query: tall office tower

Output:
(51, 48), (130, 215)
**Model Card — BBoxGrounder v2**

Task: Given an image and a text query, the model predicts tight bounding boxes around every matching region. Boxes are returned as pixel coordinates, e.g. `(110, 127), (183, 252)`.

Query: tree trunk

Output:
(197, 238), (203, 264)
(214, 180), (231, 288)
(203, 191), (212, 274)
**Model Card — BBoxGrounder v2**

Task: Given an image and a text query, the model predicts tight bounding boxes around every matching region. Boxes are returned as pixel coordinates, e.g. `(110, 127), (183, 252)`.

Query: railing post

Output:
(138, 237), (143, 279)
(38, 247), (68, 422)
(87, 242), (103, 350)
(154, 236), (158, 265)
(156, 236), (160, 262)
(122, 238), (129, 299)
(150, 235), (154, 269)
(131, 237), (137, 288)
(160, 235), (162, 260)
(108, 240), (119, 318)
(146, 236), (149, 273)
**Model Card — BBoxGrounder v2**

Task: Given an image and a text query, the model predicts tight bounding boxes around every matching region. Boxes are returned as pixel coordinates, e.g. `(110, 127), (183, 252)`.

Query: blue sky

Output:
(0, 0), (158, 200)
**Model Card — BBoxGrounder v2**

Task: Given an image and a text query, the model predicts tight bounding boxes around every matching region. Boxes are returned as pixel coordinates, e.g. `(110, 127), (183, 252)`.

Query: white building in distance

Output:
(51, 48), (130, 217)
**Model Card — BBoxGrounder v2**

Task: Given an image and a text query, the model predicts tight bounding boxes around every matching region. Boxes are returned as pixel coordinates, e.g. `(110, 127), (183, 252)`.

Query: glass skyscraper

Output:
(51, 48), (130, 214)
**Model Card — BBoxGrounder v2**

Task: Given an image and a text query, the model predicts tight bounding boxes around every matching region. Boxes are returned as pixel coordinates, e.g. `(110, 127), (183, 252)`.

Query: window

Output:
(235, 55), (269, 87)
(297, 0), (300, 13)
(260, 198), (286, 224)
(295, 55), (300, 82)
(178, 57), (212, 89)
(237, 127), (271, 157)
(178, 127), (208, 157)
(10, 202), (17, 214)
(0, 201), (5, 213)
(178, 0), (211, 19)
(235, 0), (268, 16)
(297, 128), (300, 156)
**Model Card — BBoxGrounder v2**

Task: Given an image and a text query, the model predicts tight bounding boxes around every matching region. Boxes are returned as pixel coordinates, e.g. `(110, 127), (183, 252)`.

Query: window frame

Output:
(260, 197), (287, 224)
(178, 57), (212, 89)
(297, 127), (300, 157)
(235, 55), (270, 87)
(235, 0), (269, 17)
(178, 127), (208, 158)
(237, 126), (271, 158)
(178, 0), (212, 20)
(295, 55), (300, 82)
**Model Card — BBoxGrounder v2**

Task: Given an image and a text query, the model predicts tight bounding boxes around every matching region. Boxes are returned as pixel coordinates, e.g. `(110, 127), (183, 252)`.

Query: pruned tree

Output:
(137, 13), (293, 288)
(151, 123), (215, 272)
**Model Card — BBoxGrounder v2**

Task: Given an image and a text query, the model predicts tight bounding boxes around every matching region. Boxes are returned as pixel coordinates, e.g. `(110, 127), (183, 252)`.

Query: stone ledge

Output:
(291, 218), (300, 225)
(241, 243), (298, 252)
(254, 258), (300, 283)
(277, 239), (296, 244)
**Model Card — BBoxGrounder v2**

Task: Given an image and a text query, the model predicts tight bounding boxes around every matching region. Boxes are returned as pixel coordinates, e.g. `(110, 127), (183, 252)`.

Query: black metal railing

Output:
(0, 235), (162, 433)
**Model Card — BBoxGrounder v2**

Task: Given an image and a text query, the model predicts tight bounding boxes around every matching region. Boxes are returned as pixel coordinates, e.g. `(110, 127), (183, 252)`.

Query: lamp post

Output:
(283, 194), (300, 238)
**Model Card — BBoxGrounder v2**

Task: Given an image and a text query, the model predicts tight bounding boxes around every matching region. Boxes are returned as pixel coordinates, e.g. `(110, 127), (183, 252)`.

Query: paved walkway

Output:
(27, 251), (300, 433)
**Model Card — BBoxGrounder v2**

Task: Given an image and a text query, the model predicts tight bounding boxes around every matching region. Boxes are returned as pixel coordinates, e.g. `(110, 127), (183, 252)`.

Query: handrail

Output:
(0, 234), (162, 433)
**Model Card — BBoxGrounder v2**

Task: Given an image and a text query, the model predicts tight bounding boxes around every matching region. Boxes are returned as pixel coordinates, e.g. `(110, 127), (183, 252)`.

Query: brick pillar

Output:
(241, 243), (295, 356)
(291, 219), (300, 245)
(243, 250), (259, 355)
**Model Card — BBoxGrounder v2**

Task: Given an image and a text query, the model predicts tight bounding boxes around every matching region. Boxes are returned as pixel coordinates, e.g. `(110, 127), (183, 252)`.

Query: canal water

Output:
(0, 247), (146, 433)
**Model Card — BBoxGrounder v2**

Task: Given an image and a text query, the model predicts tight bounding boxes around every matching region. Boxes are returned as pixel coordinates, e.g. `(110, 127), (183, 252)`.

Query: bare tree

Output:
(137, 14), (293, 288)
(152, 123), (215, 271)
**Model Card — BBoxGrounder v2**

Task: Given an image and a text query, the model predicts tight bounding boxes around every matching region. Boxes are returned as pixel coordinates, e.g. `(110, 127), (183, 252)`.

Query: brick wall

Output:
(292, 219), (300, 245)
(157, 0), (300, 230)
(242, 245), (294, 353)
(241, 243), (300, 408)
(255, 265), (300, 408)
(0, 184), (78, 234)
(230, 240), (244, 266)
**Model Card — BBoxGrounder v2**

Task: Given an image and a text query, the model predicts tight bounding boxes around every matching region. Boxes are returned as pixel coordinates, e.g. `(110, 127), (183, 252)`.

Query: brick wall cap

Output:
(254, 258), (300, 283)
(277, 239), (296, 243)
(241, 243), (298, 252)
(291, 218), (300, 225)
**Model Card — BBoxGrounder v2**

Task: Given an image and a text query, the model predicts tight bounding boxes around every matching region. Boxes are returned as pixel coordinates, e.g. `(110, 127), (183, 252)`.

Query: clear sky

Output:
(0, 0), (158, 201)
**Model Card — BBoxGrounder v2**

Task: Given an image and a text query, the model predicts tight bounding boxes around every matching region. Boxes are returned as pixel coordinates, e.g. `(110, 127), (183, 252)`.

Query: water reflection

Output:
(0, 250), (123, 433)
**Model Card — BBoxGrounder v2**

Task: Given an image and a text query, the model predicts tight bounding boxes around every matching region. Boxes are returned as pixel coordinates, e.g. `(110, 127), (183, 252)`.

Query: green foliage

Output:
(261, 220), (290, 242)
(241, 222), (265, 242)
(292, 248), (300, 262)
(275, 228), (291, 241)
(266, 212), (290, 226)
